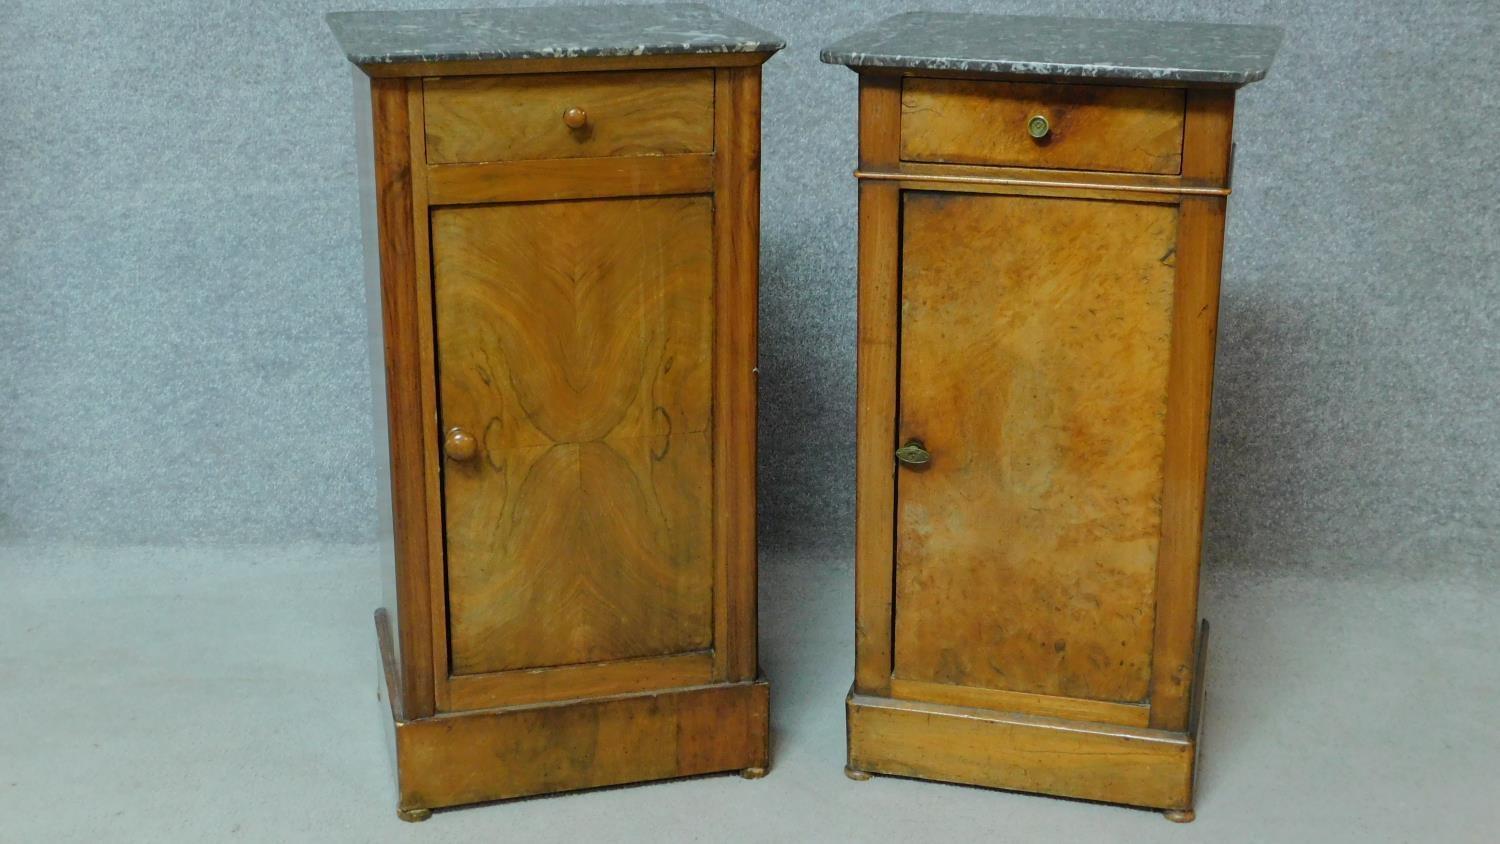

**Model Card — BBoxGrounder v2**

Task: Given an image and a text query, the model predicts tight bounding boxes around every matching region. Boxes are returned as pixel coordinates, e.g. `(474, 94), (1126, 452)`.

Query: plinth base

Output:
(846, 621), (1209, 819)
(377, 610), (770, 819)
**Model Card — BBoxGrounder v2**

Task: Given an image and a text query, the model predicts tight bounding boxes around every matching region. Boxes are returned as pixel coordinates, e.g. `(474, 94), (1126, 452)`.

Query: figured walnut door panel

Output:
(433, 196), (715, 676)
(894, 191), (1177, 703)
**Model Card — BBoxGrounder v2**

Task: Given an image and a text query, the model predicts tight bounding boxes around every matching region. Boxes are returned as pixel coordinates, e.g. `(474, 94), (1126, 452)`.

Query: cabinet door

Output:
(432, 196), (715, 678)
(894, 190), (1177, 705)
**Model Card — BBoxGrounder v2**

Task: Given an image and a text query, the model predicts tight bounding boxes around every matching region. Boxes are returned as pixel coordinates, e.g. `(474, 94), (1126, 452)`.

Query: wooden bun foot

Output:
(1163, 808), (1195, 824)
(844, 766), (873, 781)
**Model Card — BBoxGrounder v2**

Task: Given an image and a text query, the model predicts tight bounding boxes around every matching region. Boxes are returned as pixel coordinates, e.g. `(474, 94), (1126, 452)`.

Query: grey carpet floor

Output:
(1, 543), (1495, 842)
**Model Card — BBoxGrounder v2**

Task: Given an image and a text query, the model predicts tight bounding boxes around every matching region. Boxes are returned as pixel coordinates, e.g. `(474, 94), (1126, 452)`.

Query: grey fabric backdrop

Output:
(2, 0), (1496, 576)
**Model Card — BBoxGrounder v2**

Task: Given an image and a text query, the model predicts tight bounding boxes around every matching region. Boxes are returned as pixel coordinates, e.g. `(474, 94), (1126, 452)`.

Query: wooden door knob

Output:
(562, 107), (589, 129)
(443, 427), (478, 462)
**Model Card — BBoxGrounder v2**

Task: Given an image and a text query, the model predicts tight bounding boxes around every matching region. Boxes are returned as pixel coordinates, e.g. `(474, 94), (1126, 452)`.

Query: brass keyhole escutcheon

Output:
(443, 427), (478, 462)
(1027, 114), (1051, 139)
(895, 440), (931, 467)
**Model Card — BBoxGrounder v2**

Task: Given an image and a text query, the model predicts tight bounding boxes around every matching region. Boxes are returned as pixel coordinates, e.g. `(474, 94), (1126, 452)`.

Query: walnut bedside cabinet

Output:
(327, 4), (783, 821)
(821, 14), (1280, 821)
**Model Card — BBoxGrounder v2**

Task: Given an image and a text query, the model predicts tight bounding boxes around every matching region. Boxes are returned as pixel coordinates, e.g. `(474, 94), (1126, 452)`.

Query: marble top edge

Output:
(814, 53), (1271, 86)
(820, 12), (1281, 87)
(327, 3), (785, 66)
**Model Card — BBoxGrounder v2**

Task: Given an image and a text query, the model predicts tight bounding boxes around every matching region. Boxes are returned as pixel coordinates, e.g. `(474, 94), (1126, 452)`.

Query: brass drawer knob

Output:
(895, 440), (931, 467)
(443, 427), (478, 462)
(1026, 114), (1051, 139)
(562, 106), (589, 129)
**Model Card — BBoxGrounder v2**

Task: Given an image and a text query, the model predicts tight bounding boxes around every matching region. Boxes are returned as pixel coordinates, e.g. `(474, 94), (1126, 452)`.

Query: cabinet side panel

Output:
(852, 73), (903, 695)
(355, 68), (401, 681)
(366, 74), (437, 718)
(1149, 89), (1234, 730)
(711, 66), (762, 682)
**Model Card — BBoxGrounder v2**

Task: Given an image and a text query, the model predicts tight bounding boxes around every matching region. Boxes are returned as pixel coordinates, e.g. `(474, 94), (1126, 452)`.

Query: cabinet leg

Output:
(1163, 808), (1195, 824)
(739, 766), (768, 780)
(844, 766), (873, 782)
(397, 807), (433, 823)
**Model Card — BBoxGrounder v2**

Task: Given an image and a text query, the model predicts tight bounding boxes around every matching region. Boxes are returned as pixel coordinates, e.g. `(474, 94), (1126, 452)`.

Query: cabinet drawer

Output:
(900, 78), (1185, 175)
(424, 69), (714, 165)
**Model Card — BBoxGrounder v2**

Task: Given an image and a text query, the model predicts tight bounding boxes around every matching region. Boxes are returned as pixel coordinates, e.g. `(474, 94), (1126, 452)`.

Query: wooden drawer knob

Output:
(1026, 114), (1051, 139)
(562, 107), (589, 129)
(443, 427), (478, 462)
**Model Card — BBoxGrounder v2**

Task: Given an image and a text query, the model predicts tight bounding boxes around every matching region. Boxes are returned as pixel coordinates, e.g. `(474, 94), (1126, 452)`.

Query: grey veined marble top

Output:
(327, 3), (785, 66)
(820, 13), (1281, 86)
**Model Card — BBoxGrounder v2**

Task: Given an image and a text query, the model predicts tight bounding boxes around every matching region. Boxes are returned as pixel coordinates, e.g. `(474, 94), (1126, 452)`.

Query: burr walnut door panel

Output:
(432, 195), (715, 676)
(894, 190), (1178, 704)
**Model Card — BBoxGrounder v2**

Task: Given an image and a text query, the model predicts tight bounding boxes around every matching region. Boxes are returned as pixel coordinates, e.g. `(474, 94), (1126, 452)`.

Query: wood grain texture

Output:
(710, 66), (762, 681)
(379, 606), (768, 814)
(404, 81), (454, 709)
(446, 651), (713, 710)
(363, 74), (437, 718)
(395, 679), (769, 812)
(355, 51), (774, 812)
(900, 78), (1185, 175)
(433, 196), (715, 676)
(424, 69), (713, 164)
(847, 691), (1194, 810)
(1180, 88), (1236, 184)
(852, 74), (903, 695)
(843, 68), (1240, 815)
(895, 190), (1178, 703)
(426, 153), (713, 205)
(356, 68), (403, 688)
(889, 677), (1150, 727)
(1149, 88), (1235, 730)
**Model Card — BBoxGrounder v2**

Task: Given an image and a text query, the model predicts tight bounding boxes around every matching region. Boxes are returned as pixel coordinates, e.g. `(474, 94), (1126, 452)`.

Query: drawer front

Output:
(424, 69), (714, 165)
(900, 78), (1185, 175)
